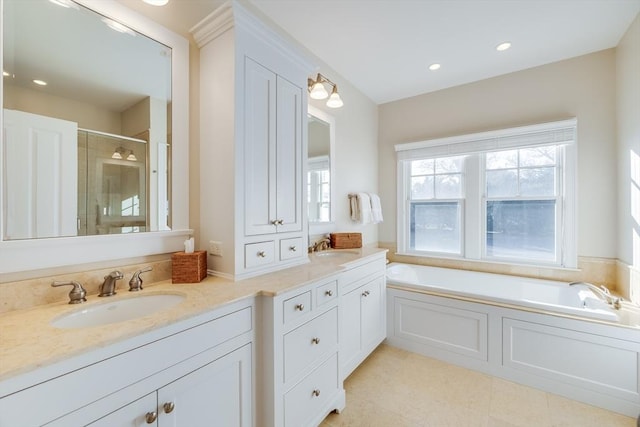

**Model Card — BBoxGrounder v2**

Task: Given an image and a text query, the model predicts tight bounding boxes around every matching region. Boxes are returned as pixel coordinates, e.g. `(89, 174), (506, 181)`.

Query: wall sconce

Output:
(308, 73), (344, 108)
(112, 147), (137, 161)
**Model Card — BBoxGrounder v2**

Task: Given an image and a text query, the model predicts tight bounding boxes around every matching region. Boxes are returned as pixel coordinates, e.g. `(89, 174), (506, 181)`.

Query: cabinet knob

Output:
(312, 389), (321, 397)
(163, 402), (175, 414)
(145, 411), (157, 424)
(311, 337), (320, 345)
(271, 219), (279, 225)
(295, 303), (305, 311)
(278, 219), (284, 225)
(257, 251), (266, 258)
(289, 245), (297, 252)
(325, 290), (333, 297)
(362, 290), (370, 297)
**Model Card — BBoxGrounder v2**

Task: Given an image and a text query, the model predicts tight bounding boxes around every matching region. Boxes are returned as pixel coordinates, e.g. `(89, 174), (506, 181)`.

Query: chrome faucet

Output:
(129, 266), (153, 292)
(569, 281), (622, 310)
(99, 270), (123, 297)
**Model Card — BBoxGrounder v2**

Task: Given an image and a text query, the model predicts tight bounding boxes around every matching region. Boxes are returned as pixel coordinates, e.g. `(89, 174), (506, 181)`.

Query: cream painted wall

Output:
(616, 14), (640, 301)
(378, 49), (618, 260)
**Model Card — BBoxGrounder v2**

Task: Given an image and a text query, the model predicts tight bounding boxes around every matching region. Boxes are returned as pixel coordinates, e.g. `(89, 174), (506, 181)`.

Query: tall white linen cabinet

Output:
(192, 1), (314, 280)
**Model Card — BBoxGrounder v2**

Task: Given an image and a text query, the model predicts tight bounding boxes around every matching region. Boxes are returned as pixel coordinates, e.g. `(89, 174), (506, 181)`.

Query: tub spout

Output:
(569, 282), (622, 310)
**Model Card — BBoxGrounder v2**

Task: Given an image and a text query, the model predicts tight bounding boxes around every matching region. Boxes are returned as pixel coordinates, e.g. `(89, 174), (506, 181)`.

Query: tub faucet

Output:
(569, 281), (622, 310)
(99, 270), (123, 297)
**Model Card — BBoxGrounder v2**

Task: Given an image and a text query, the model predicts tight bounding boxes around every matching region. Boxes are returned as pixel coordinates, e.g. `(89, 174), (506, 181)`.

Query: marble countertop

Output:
(0, 247), (387, 387)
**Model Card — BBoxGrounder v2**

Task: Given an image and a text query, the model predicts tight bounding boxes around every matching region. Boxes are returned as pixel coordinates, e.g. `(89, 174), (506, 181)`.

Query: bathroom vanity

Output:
(0, 249), (387, 427)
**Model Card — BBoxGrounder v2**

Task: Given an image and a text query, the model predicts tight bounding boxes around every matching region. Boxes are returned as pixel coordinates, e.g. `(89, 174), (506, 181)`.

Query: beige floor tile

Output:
(489, 378), (552, 427)
(320, 345), (637, 427)
(546, 393), (637, 427)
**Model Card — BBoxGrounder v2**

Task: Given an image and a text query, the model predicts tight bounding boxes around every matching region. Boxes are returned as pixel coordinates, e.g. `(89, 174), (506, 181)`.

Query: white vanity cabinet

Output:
(192, 1), (314, 280)
(339, 255), (387, 380)
(261, 276), (345, 427)
(0, 300), (254, 427)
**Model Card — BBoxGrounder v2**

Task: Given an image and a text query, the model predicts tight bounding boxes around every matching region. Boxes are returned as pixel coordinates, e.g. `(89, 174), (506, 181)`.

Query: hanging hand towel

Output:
(355, 192), (373, 224)
(369, 193), (384, 224)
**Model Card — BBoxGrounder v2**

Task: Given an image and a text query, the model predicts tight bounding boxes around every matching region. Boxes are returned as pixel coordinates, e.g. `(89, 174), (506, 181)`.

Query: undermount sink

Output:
(313, 249), (360, 259)
(50, 293), (186, 329)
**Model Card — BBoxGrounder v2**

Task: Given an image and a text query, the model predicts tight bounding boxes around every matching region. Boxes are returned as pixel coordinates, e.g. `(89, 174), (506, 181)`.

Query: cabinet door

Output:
(244, 57), (277, 236)
(157, 344), (252, 427)
(361, 277), (384, 351)
(274, 76), (303, 233)
(85, 393), (157, 427)
(340, 286), (362, 377)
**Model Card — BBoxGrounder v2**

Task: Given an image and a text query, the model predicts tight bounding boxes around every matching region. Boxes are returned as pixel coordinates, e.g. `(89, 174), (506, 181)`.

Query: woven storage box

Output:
(330, 232), (362, 249)
(172, 250), (207, 283)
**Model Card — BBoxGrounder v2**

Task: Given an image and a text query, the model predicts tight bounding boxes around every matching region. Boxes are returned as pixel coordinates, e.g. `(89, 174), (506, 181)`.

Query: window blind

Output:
(395, 118), (576, 160)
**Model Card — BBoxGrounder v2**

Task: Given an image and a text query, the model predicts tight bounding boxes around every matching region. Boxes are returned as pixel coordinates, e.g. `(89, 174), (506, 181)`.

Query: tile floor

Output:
(320, 344), (636, 427)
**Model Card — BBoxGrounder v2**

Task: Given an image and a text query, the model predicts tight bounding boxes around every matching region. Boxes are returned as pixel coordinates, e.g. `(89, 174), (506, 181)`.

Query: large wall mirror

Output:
(0, 0), (190, 275)
(307, 105), (335, 235)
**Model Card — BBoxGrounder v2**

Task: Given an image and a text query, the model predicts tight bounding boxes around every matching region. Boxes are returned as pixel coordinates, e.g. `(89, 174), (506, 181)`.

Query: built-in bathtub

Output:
(385, 262), (640, 418)
(386, 262), (622, 322)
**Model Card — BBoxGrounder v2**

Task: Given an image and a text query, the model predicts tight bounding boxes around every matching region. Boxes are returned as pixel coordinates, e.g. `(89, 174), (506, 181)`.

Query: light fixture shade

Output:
(127, 151), (137, 161)
(309, 81), (329, 100)
(326, 86), (343, 108)
(112, 151), (123, 160)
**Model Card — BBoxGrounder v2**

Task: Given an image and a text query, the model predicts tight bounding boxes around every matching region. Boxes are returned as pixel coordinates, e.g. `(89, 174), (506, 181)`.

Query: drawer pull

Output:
(289, 245), (297, 252)
(362, 290), (370, 297)
(271, 219), (284, 225)
(295, 303), (305, 311)
(312, 389), (321, 397)
(257, 251), (266, 258)
(145, 412), (157, 424)
(163, 402), (175, 414)
(325, 290), (333, 297)
(311, 337), (320, 345)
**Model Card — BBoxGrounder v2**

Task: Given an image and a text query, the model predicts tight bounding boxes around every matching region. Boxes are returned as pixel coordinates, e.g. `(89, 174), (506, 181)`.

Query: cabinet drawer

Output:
(315, 280), (337, 308)
(283, 307), (338, 383)
(284, 353), (338, 427)
(244, 241), (275, 269)
(339, 259), (385, 294)
(283, 291), (311, 325)
(280, 237), (305, 261)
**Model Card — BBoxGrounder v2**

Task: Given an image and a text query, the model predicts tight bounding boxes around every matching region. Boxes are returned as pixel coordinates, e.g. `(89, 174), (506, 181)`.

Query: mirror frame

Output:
(0, 0), (191, 276)
(307, 105), (336, 235)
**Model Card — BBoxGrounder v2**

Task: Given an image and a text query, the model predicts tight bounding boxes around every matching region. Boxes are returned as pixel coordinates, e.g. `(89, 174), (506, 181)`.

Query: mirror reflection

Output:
(307, 110), (333, 224)
(2, 0), (172, 240)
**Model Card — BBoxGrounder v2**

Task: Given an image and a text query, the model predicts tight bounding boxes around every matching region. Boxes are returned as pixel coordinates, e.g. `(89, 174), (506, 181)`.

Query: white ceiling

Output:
(247, 0), (640, 104)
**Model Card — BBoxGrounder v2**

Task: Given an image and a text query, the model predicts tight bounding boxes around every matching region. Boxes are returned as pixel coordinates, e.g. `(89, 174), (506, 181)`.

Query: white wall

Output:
(378, 49), (618, 260)
(616, 14), (640, 300)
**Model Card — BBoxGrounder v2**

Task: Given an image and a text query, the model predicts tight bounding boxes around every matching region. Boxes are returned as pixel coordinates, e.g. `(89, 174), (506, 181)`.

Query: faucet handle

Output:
(52, 281), (87, 304)
(129, 266), (153, 292)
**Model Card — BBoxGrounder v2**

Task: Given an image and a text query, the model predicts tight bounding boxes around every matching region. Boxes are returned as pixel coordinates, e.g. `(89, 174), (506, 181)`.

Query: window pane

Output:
(435, 157), (462, 174)
(411, 159), (434, 175)
(410, 201), (461, 254)
(520, 167), (556, 196)
(486, 150), (517, 170)
(435, 174), (462, 198)
(486, 200), (556, 261)
(486, 170), (518, 197)
(411, 176), (434, 199)
(519, 147), (556, 167)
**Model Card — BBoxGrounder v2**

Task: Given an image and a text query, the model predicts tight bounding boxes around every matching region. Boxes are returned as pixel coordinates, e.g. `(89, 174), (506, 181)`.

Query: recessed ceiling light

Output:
(496, 42), (511, 51)
(428, 63), (441, 71)
(142, 0), (169, 5)
(33, 79), (48, 86)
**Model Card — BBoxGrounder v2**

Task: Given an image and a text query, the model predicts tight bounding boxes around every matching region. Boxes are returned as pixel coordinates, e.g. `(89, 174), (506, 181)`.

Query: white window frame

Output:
(396, 119), (577, 268)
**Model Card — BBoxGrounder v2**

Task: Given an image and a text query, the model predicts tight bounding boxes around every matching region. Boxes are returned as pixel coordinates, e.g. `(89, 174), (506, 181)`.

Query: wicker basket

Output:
(172, 250), (207, 283)
(330, 233), (362, 249)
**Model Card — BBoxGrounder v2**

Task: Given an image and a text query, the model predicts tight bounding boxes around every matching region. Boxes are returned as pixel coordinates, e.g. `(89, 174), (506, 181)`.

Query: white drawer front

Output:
(280, 237), (305, 261)
(283, 307), (338, 383)
(315, 280), (337, 308)
(284, 353), (338, 427)
(283, 291), (312, 325)
(244, 241), (275, 269)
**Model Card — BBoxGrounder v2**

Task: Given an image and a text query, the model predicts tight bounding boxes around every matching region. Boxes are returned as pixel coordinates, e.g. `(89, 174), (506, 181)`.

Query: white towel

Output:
(351, 193), (373, 224)
(369, 193), (384, 224)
